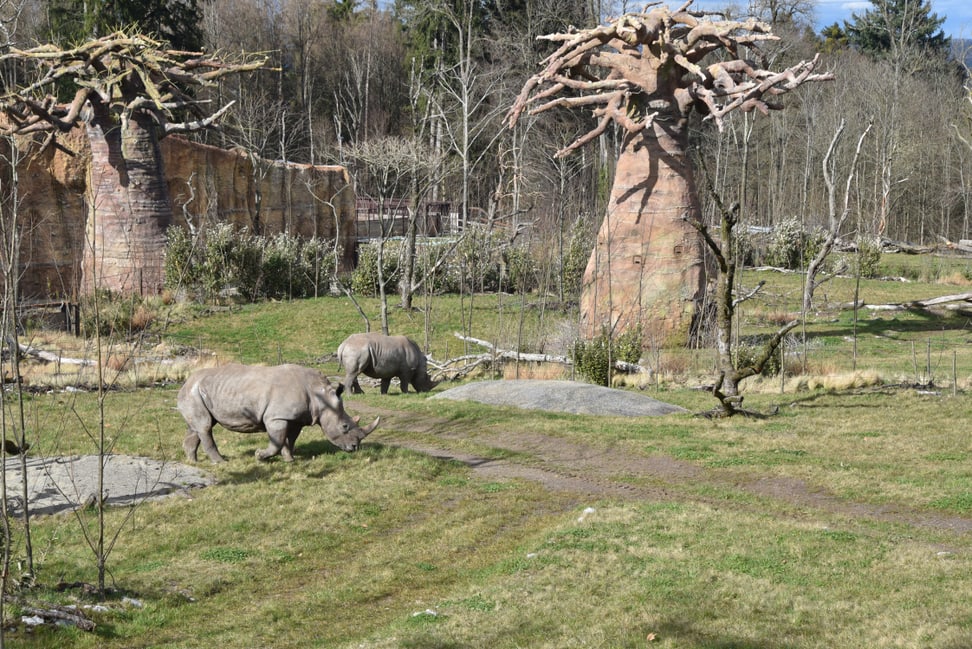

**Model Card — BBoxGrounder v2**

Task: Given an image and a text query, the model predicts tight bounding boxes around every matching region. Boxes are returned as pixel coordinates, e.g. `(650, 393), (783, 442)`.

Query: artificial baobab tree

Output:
(0, 31), (267, 296)
(507, 0), (832, 345)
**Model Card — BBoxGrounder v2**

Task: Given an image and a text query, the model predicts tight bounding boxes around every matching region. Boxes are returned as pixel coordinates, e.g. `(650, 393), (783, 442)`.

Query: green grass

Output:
(7, 265), (972, 647)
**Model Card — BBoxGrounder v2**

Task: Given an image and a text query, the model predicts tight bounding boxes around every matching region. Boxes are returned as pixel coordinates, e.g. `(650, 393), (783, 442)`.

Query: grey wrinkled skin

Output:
(337, 333), (439, 395)
(177, 363), (380, 463)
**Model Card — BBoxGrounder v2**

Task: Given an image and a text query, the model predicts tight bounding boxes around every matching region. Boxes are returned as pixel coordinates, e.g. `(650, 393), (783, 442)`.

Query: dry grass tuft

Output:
(502, 361), (569, 380)
(106, 353), (131, 372)
(130, 304), (157, 331)
(935, 271), (972, 286)
(786, 369), (884, 392)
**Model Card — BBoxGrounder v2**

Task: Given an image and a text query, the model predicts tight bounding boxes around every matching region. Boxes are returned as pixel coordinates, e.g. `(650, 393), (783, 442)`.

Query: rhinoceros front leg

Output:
(256, 420), (295, 462)
(286, 427), (302, 456)
(380, 377), (392, 394)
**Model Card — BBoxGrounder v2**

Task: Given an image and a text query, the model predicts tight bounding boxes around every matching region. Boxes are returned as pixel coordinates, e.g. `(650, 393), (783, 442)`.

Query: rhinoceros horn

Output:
(355, 415), (381, 437)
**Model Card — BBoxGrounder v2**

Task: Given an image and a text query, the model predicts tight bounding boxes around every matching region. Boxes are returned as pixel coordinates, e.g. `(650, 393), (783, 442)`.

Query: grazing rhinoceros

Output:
(177, 363), (380, 463)
(337, 333), (439, 395)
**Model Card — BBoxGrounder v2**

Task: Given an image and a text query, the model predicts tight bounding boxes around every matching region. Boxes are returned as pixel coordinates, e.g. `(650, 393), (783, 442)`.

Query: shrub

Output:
(165, 224), (337, 302)
(562, 217), (593, 299)
(417, 241), (461, 294)
(200, 223), (238, 302)
(504, 244), (537, 294)
(230, 231), (263, 301)
(854, 237), (883, 279)
(457, 226), (502, 293)
(261, 233), (302, 300)
(571, 326), (642, 386)
(351, 241), (401, 296)
(766, 217), (826, 270)
(734, 335), (786, 376)
(300, 238), (337, 297)
(164, 225), (199, 294)
(80, 291), (156, 338)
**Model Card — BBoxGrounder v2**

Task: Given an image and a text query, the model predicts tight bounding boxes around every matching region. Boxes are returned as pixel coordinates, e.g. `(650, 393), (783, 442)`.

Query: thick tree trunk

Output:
(82, 108), (171, 295)
(579, 127), (706, 345)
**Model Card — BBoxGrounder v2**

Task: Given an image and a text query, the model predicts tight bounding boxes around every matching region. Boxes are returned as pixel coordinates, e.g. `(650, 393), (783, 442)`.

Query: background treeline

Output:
(5, 0), (972, 294)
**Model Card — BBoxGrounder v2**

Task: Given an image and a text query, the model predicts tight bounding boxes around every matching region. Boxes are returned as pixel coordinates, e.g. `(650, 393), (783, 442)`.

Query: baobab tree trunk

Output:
(82, 107), (171, 296)
(579, 126), (707, 345)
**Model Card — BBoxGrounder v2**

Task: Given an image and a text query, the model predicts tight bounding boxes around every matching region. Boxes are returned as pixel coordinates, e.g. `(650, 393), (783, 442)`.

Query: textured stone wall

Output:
(6, 130), (355, 301)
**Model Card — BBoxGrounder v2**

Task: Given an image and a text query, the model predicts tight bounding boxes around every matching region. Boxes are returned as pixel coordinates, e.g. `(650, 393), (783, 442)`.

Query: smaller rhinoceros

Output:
(177, 363), (380, 463)
(337, 333), (439, 395)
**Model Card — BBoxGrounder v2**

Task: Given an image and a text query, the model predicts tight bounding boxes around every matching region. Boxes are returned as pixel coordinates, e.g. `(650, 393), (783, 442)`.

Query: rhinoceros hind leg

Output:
(182, 431), (200, 462)
(351, 377), (364, 394)
(196, 428), (226, 463)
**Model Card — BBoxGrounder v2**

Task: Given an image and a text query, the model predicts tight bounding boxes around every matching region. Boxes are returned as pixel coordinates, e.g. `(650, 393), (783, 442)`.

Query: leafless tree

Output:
(803, 118), (872, 315)
(689, 158), (798, 415)
(346, 136), (453, 333)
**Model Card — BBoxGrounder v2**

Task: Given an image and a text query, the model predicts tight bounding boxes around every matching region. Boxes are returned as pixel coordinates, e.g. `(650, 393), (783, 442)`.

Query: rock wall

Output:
(6, 130), (355, 301)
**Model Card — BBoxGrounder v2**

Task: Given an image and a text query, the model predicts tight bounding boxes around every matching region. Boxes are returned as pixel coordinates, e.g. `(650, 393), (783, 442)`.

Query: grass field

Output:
(4, 253), (972, 648)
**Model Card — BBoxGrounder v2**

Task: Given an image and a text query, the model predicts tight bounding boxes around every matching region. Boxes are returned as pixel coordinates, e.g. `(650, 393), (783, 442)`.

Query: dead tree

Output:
(0, 31), (267, 296)
(507, 0), (832, 345)
(687, 174), (797, 416)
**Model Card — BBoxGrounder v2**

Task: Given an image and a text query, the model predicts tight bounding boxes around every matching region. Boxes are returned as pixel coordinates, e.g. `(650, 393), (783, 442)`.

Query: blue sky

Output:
(688, 0), (971, 37)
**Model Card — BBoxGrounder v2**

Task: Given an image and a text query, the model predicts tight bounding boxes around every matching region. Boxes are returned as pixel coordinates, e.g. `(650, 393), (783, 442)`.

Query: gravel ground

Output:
(431, 379), (687, 417)
(3, 454), (215, 516)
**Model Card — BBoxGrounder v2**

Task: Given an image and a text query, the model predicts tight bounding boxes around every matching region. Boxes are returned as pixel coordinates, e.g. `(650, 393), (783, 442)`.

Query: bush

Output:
(571, 326), (642, 386)
(766, 218), (826, 270)
(854, 237), (883, 279)
(734, 336), (783, 376)
(230, 231), (264, 301)
(457, 226), (502, 293)
(351, 241), (401, 296)
(164, 225), (199, 294)
(504, 244), (537, 294)
(80, 290), (157, 338)
(561, 217), (593, 299)
(261, 233), (302, 300)
(300, 238), (337, 297)
(165, 224), (337, 302)
(417, 241), (462, 294)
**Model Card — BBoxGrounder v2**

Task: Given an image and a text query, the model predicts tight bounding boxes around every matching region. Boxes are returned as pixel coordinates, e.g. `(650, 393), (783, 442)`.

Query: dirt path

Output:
(352, 389), (972, 535)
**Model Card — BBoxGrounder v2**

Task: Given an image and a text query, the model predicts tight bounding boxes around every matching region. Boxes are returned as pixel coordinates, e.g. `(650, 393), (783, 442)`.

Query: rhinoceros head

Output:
(319, 383), (380, 451)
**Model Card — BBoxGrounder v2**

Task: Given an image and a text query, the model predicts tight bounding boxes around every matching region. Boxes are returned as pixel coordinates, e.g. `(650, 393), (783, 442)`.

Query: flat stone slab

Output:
(432, 379), (687, 417)
(3, 455), (215, 516)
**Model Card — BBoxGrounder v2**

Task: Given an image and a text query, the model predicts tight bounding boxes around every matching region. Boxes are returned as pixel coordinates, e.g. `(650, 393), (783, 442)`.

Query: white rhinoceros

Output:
(177, 363), (379, 463)
(337, 333), (439, 395)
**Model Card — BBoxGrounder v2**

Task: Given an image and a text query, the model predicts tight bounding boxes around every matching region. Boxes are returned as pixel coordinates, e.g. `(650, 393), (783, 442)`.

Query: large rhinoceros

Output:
(337, 333), (439, 395)
(177, 363), (380, 463)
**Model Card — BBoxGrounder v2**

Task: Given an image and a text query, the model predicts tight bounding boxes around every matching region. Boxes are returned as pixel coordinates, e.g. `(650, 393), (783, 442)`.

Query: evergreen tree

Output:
(819, 21), (850, 53)
(48, 0), (204, 51)
(844, 0), (949, 62)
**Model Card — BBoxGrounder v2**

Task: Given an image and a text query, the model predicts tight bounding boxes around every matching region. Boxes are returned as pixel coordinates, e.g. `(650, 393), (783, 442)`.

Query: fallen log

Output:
(862, 291), (972, 311)
(21, 605), (96, 631)
(451, 333), (650, 374)
(16, 343), (94, 366)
